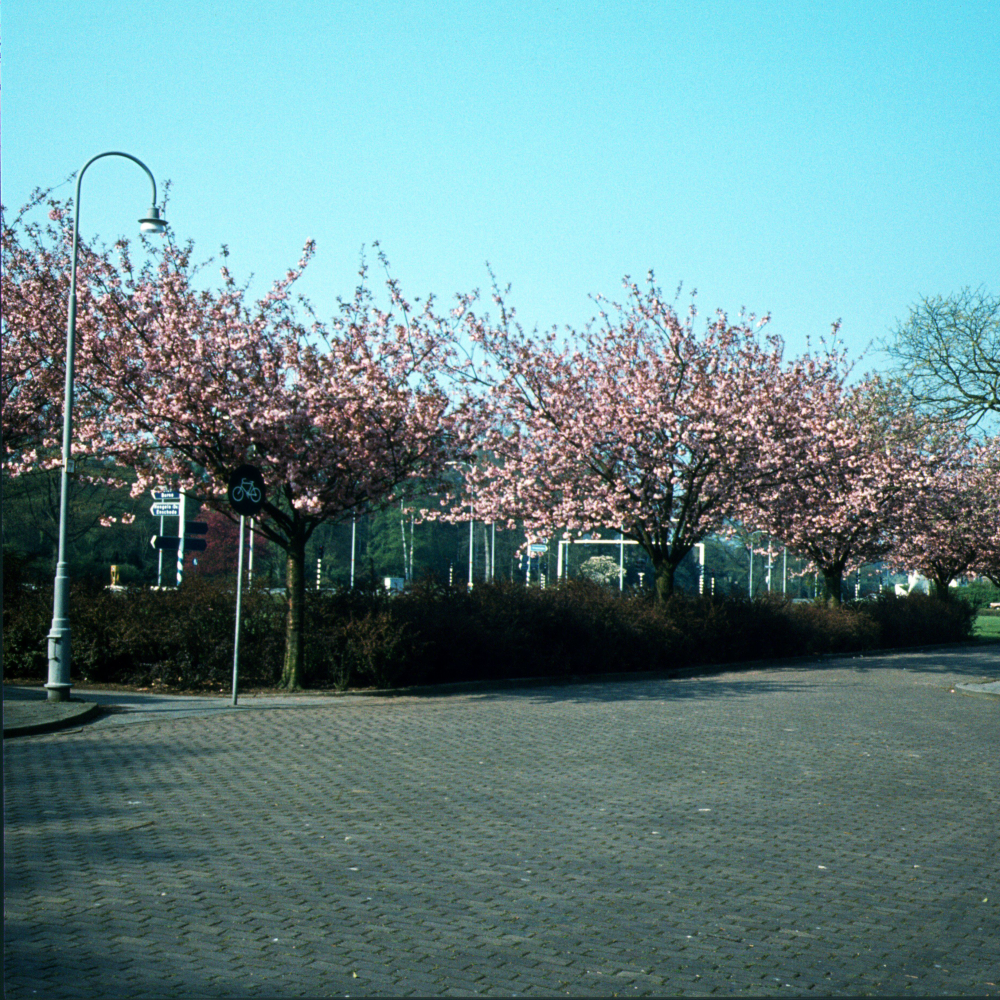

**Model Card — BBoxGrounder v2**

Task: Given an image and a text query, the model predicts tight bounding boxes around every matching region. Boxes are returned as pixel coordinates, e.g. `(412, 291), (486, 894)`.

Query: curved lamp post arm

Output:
(74, 149), (161, 227)
(61, 153), (162, 468)
(46, 151), (166, 702)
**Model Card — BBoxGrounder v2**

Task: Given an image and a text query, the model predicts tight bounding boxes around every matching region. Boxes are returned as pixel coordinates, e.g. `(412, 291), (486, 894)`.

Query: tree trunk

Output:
(653, 558), (676, 603)
(279, 538), (306, 689)
(822, 567), (844, 604)
(931, 576), (953, 600)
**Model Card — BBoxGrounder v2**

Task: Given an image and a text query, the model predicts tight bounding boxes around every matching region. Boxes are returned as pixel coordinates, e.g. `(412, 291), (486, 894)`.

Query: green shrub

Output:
(858, 592), (973, 648)
(958, 580), (1000, 613)
(2, 586), (50, 679)
(0, 573), (977, 691)
(2, 576), (285, 689)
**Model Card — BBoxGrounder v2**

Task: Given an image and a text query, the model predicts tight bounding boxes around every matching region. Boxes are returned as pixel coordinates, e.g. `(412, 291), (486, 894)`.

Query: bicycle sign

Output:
(227, 464), (266, 516)
(231, 480), (261, 504)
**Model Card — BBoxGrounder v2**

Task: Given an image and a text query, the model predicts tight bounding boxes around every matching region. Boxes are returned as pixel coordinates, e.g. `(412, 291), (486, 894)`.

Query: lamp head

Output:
(139, 206), (167, 234)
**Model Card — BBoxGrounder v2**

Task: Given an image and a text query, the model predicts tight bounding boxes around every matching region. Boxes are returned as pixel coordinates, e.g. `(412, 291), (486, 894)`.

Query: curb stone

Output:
(954, 681), (1000, 699)
(3, 699), (101, 738)
(3, 639), (997, 735)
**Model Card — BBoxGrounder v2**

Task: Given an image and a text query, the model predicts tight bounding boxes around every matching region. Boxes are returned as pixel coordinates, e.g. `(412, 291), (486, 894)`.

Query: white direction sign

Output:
(152, 489), (181, 501)
(528, 543), (548, 554)
(150, 502), (181, 517)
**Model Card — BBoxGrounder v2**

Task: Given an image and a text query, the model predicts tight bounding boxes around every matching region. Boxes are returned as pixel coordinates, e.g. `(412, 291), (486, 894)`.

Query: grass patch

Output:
(973, 614), (1000, 640)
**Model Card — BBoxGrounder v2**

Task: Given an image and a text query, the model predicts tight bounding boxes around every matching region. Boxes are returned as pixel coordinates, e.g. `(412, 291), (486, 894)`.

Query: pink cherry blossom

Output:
(3, 203), (471, 689)
(446, 271), (802, 601)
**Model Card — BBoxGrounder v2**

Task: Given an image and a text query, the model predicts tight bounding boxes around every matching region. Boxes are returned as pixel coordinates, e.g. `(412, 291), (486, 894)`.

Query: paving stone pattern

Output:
(4, 648), (999, 997)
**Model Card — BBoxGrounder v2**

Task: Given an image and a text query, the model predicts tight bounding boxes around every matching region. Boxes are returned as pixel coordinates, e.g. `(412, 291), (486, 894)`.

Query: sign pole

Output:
(248, 518), (254, 588)
(157, 514), (164, 587)
(176, 491), (187, 587)
(468, 516), (474, 590)
(350, 517), (356, 588)
(227, 464), (266, 705)
(232, 514), (246, 706)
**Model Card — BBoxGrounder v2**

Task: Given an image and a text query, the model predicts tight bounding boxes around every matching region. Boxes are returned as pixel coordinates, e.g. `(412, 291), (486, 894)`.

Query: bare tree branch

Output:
(880, 287), (1000, 427)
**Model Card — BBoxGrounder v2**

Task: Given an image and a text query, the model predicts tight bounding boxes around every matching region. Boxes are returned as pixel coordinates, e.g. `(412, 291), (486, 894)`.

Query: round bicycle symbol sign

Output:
(231, 479), (261, 504)
(228, 464), (266, 516)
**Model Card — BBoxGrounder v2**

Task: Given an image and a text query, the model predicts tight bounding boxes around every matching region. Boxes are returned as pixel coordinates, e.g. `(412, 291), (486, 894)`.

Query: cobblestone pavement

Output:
(4, 647), (999, 998)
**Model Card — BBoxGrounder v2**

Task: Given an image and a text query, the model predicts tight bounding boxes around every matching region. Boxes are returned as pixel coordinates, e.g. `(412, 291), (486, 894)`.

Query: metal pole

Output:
(468, 512), (474, 590)
(231, 514), (246, 706)
(748, 535), (754, 596)
(400, 498), (408, 584)
(619, 532), (624, 592)
(491, 522), (496, 582)
(350, 517), (356, 588)
(248, 519), (254, 588)
(557, 539), (564, 582)
(316, 557), (322, 591)
(45, 151), (162, 702)
(767, 542), (772, 592)
(697, 543), (705, 595)
(157, 514), (164, 587)
(176, 491), (187, 587)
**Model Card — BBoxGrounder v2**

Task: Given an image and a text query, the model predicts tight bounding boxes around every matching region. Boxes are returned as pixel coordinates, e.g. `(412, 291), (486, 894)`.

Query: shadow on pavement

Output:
(5, 644), (997, 718)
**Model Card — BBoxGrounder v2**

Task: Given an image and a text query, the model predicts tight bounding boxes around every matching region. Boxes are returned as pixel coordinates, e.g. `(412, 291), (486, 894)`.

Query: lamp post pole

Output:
(45, 152), (166, 702)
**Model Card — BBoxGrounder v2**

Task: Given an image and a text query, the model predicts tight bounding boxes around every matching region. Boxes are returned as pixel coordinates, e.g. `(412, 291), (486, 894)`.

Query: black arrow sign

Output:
(151, 536), (207, 552)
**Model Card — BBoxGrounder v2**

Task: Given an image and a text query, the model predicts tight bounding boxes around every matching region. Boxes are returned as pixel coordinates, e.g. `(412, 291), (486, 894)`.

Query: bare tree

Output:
(881, 287), (1000, 427)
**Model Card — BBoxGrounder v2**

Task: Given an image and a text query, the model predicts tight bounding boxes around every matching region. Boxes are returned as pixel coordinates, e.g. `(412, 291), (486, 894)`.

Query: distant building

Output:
(894, 571), (931, 597)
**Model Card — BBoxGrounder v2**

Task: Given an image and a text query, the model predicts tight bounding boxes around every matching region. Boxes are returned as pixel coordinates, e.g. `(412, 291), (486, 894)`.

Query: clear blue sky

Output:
(3, 1), (998, 370)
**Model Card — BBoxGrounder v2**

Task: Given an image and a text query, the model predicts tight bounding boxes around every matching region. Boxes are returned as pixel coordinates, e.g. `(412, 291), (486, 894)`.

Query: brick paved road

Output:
(4, 647), (999, 998)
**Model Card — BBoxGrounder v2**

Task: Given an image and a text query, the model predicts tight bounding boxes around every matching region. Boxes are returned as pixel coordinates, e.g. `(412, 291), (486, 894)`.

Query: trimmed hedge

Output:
(2, 577), (286, 689)
(3, 572), (976, 692)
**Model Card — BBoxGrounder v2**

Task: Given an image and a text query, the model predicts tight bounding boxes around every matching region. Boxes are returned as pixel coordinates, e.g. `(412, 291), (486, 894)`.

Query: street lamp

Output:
(45, 151), (166, 702)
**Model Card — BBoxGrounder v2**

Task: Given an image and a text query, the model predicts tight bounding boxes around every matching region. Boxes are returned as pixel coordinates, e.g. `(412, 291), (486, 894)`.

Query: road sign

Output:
(529, 543), (548, 554)
(150, 502), (181, 517)
(228, 464), (266, 516)
(185, 521), (209, 535)
(152, 490), (181, 501)
(151, 536), (207, 551)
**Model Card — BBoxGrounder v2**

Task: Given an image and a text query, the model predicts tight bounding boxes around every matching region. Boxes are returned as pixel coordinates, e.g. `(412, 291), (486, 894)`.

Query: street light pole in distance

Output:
(45, 152), (167, 702)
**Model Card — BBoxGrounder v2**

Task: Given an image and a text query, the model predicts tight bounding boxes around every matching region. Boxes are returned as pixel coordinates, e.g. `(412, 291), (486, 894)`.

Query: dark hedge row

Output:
(2, 566), (977, 692)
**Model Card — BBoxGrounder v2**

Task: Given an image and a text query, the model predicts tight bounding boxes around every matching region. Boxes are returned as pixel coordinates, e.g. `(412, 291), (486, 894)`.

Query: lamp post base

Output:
(44, 683), (72, 702)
